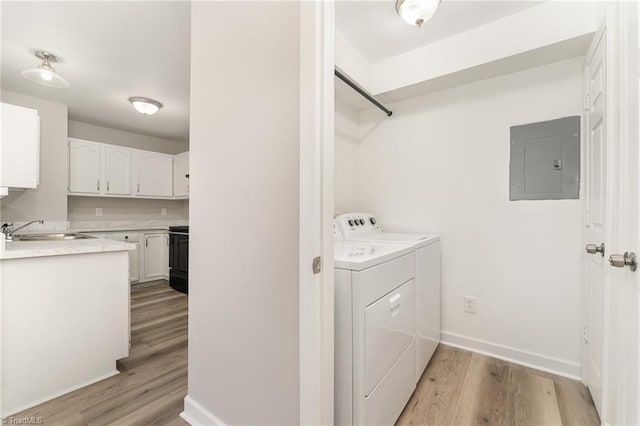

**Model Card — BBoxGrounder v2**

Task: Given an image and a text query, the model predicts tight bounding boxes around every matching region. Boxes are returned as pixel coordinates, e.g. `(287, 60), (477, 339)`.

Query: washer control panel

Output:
(335, 212), (381, 240)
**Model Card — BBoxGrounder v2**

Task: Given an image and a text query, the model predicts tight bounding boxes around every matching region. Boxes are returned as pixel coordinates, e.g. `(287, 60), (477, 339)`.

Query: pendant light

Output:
(21, 50), (70, 88)
(128, 97), (163, 115)
(395, 0), (441, 27)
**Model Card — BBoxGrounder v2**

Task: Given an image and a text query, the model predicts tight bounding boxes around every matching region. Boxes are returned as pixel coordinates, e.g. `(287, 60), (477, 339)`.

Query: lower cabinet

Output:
(143, 233), (167, 281)
(86, 230), (169, 284)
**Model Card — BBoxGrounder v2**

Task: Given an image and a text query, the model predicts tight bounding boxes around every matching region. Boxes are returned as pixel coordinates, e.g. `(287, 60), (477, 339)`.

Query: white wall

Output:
(335, 99), (361, 214)
(355, 58), (585, 377)
(0, 91), (68, 222)
(68, 120), (188, 155)
(185, 2), (299, 425)
(67, 197), (188, 221)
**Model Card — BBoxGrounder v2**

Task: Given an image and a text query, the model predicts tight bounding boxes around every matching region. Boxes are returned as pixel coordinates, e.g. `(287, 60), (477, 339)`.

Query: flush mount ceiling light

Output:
(128, 97), (163, 115)
(395, 0), (441, 27)
(21, 50), (70, 88)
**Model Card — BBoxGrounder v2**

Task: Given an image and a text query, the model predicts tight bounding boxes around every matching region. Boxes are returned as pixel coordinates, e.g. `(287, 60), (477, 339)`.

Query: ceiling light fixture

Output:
(21, 50), (70, 88)
(395, 0), (441, 27)
(128, 97), (163, 115)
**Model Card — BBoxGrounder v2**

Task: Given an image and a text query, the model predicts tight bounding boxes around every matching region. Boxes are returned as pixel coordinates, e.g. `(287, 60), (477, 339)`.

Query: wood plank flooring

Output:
(397, 345), (601, 426)
(9, 281), (189, 426)
(10, 282), (599, 426)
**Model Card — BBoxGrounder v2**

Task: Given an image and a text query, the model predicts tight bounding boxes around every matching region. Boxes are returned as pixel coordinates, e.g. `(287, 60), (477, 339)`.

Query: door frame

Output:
(299, 1), (335, 424)
(603, 2), (640, 424)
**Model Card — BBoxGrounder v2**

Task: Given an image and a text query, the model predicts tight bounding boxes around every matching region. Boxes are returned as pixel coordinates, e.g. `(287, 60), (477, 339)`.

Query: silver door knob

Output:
(586, 243), (605, 256)
(608, 252), (637, 271)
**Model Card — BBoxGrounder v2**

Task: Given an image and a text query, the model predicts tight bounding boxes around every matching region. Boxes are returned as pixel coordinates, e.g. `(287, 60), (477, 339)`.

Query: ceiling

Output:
(1, 1), (190, 142)
(336, 1), (542, 63)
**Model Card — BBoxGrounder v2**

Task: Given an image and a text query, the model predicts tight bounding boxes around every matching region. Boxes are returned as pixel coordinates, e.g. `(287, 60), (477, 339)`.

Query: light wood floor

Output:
(11, 282), (599, 426)
(11, 281), (189, 425)
(397, 345), (600, 426)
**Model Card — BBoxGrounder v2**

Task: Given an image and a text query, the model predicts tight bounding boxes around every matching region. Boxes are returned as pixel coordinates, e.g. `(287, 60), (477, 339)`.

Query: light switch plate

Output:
(161, 208), (167, 216)
(95, 208), (103, 217)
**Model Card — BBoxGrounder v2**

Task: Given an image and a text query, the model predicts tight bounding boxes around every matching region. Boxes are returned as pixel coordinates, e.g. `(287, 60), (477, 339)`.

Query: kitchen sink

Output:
(10, 233), (97, 242)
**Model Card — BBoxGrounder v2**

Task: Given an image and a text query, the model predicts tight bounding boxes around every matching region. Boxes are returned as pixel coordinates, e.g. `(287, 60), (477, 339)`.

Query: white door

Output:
(603, 4), (640, 424)
(584, 29), (607, 417)
(133, 152), (173, 197)
(69, 139), (101, 194)
(144, 234), (165, 280)
(174, 151), (189, 197)
(104, 145), (132, 196)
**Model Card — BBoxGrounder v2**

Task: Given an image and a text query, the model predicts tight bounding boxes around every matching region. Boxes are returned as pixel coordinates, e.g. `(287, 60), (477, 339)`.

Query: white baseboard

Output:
(441, 330), (582, 380)
(181, 395), (227, 426)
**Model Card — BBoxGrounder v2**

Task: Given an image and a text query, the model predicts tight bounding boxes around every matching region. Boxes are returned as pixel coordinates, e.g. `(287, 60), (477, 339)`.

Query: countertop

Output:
(0, 237), (135, 260)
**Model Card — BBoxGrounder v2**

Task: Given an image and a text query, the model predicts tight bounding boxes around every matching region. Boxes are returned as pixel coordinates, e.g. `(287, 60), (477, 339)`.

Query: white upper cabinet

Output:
(68, 139), (186, 199)
(104, 146), (132, 196)
(133, 152), (173, 198)
(173, 151), (189, 198)
(1, 102), (40, 190)
(69, 139), (101, 194)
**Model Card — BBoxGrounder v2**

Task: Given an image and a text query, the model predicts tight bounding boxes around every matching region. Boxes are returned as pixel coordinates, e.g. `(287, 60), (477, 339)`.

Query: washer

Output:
(334, 240), (417, 426)
(335, 213), (441, 382)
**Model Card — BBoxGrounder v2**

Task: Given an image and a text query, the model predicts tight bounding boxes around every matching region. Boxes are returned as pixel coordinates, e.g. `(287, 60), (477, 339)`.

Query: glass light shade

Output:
(21, 64), (70, 88)
(129, 97), (163, 115)
(396, 0), (440, 27)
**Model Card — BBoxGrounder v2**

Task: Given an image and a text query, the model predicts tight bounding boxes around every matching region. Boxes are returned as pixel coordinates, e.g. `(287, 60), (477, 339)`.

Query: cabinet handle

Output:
(97, 180), (100, 191)
(107, 181), (110, 192)
(146, 238), (148, 247)
(137, 184), (140, 193)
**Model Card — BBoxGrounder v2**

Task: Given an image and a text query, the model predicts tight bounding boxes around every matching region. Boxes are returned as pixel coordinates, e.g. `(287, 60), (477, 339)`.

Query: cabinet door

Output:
(1, 103), (40, 188)
(129, 242), (140, 282)
(173, 151), (189, 197)
(143, 234), (165, 280)
(104, 146), (132, 196)
(69, 139), (101, 194)
(133, 152), (173, 197)
(162, 234), (170, 278)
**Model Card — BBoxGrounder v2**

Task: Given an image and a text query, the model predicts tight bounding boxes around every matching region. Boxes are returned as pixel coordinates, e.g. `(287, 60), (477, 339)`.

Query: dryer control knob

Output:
(348, 219), (354, 227)
(359, 219), (365, 225)
(370, 217), (376, 225)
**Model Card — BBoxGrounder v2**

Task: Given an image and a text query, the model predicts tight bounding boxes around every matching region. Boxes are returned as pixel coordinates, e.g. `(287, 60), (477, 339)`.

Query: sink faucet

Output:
(1, 220), (44, 242)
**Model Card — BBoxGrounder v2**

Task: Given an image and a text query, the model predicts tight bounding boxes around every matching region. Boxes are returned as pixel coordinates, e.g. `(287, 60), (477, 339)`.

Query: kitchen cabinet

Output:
(162, 233), (170, 279)
(173, 151), (189, 198)
(104, 146), (132, 196)
(69, 139), (102, 194)
(68, 139), (187, 199)
(133, 152), (173, 198)
(1, 102), (40, 192)
(143, 233), (166, 280)
(110, 232), (140, 282)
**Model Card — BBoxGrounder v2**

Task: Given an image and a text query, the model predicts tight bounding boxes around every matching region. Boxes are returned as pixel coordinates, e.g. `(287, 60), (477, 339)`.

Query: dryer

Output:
(334, 240), (417, 426)
(335, 213), (441, 382)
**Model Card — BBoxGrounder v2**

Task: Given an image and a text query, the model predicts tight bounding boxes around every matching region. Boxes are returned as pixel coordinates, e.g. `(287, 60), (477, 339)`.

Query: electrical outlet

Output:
(95, 208), (103, 217)
(464, 296), (476, 313)
(161, 208), (167, 216)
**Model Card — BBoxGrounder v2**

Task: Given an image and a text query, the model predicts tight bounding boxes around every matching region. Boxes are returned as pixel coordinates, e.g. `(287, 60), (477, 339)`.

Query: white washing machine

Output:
(335, 213), (441, 382)
(334, 240), (417, 426)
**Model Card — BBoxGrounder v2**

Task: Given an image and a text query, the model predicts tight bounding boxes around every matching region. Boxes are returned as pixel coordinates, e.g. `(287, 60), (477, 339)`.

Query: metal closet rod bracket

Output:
(334, 67), (392, 117)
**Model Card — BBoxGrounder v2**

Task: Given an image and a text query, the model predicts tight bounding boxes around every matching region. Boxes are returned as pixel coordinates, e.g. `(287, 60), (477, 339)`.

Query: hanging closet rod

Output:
(334, 67), (392, 117)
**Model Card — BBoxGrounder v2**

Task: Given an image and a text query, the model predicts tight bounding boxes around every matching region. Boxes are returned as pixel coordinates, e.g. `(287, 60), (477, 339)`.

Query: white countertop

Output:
(0, 237), (135, 260)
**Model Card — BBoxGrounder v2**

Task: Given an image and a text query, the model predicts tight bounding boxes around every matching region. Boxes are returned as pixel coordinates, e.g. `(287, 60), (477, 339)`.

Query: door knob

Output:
(608, 252), (637, 271)
(585, 243), (605, 256)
